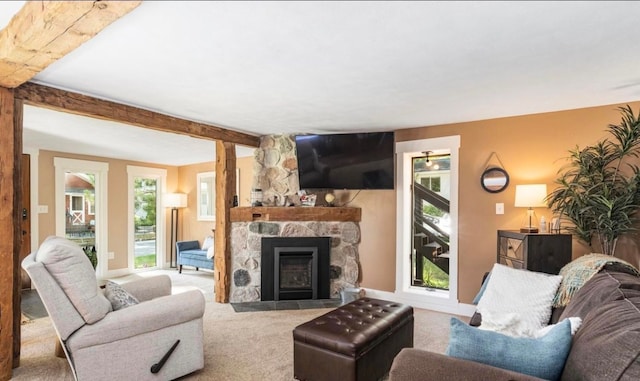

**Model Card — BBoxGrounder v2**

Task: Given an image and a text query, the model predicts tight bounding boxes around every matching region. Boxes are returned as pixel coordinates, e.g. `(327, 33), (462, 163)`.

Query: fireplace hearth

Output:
(261, 237), (330, 301)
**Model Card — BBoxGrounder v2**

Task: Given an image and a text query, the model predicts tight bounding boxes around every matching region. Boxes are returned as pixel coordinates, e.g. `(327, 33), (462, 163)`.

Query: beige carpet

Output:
(12, 269), (468, 380)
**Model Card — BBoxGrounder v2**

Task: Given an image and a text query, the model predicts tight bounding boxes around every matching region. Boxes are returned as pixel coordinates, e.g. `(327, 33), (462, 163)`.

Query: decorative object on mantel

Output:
(514, 184), (547, 233)
(546, 105), (640, 256)
(298, 190), (317, 207)
(251, 188), (263, 206)
(325, 192), (336, 207)
(480, 152), (509, 193)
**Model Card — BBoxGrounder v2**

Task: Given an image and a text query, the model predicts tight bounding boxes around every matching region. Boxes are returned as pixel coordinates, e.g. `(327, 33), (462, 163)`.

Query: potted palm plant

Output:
(546, 105), (640, 256)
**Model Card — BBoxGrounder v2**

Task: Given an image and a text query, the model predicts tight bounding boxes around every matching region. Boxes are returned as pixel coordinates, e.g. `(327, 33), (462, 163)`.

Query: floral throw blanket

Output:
(552, 253), (640, 308)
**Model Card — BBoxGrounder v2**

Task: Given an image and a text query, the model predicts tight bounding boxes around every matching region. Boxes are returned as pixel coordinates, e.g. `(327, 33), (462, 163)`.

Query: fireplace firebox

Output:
(261, 237), (330, 301)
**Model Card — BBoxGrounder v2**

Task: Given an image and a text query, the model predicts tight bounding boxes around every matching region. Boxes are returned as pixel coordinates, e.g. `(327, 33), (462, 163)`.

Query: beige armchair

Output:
(22, 236), (205, 381)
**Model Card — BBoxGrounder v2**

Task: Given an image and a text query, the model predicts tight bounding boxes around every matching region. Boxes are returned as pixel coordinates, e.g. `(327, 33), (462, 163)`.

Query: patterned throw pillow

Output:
(104, 281), (140, 311)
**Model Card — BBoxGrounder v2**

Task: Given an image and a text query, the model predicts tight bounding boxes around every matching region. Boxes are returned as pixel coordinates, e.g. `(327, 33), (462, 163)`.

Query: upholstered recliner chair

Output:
(22, 236), (206, 381)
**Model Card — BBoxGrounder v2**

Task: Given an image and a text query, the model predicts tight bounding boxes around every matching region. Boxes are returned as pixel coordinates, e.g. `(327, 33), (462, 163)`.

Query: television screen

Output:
(295, 132), (395, 190)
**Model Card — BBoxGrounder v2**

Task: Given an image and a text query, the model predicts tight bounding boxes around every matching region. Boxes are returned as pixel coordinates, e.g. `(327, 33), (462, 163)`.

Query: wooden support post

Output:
(11, 98), (23, 369)
(214, 141), (236, 303)
(0, 87), (21, 379)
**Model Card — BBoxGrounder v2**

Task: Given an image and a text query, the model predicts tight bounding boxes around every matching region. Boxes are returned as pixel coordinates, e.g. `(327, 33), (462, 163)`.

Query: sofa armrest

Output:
(120, 275), (171, 302)
(176, 240), (201, 252)
(67, 289), (205, 351)
(389, 348), (544, 381)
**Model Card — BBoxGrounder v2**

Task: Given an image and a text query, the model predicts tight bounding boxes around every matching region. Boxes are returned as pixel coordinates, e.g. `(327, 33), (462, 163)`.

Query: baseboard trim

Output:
(362, 288), (476, 317)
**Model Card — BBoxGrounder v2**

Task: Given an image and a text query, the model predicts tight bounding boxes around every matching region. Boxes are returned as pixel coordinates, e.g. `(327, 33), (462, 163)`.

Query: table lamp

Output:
(514, 184), (547, 233)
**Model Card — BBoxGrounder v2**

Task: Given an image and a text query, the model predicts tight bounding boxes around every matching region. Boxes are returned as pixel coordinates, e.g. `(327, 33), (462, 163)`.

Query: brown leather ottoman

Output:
(293, 298), (414, 381)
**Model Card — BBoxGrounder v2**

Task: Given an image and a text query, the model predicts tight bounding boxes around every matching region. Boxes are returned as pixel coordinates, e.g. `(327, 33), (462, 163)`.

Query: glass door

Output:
(54, 158), (109, 278)
(395, 135), (459, 308)
(132, 177), (158, 269)
(64, 172), (97, 267)
(127, 165), (166, 271)
(411, 152), (451, 290)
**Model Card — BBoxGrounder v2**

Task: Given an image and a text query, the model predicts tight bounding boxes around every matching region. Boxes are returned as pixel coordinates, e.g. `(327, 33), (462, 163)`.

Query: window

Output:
(71, 195), (83, 211)
(197, 171), (215, 221)
(420, 176), (441, 192)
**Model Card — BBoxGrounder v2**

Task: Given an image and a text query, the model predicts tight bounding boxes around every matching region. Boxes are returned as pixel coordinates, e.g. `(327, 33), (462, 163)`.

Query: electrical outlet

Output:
(496, 203), (504, 215)
(108, 252), (115, 260)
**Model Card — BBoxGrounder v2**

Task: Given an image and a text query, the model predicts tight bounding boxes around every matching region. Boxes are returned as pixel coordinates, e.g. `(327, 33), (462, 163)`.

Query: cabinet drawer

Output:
(499, 256), (524, 269)
(499, 237), (524, 260)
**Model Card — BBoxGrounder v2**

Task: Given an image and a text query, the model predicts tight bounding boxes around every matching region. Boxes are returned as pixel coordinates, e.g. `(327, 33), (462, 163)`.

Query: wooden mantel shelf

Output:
(230, 206), (361, 222)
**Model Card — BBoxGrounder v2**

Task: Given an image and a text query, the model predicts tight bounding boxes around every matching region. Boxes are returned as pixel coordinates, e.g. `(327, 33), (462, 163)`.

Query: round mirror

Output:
(481, 167), (509, 193)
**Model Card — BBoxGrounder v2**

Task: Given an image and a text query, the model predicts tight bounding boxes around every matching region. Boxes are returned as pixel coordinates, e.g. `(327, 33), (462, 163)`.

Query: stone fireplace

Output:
(229, 208), (361, 303)
(228, 135), (361, 303)
(260, 236), (330, 301)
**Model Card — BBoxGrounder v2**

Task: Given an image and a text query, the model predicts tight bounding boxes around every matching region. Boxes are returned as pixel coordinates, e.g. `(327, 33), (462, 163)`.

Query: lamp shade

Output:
(514, 184), (547, 208)
(165, 193), (187, 208)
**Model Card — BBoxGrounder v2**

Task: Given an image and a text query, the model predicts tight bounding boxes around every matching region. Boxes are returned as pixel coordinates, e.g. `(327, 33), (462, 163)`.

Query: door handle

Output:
(22, 208), (28, 220)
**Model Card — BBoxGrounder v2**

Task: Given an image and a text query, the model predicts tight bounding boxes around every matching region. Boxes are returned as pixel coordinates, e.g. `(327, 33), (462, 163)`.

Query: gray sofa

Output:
(389, 264), (640, 381)
(176, 240), (214, 273)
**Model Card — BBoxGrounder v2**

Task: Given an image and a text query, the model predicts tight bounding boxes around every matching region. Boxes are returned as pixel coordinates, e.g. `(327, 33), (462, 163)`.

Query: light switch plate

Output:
(495, 203), (504, 215)
(38, 205), (48, 213)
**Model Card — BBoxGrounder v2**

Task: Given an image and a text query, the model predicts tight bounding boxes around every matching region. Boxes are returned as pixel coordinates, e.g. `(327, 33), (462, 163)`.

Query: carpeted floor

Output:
(13, 269), (468, 380)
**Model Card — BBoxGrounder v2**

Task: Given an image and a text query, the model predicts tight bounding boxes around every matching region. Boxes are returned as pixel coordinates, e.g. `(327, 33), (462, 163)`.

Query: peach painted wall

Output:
(395, 100), (640, 303)
(334, 189), (396, 291)
(177, 156), (255, 244)
(37, 150), (178, 271)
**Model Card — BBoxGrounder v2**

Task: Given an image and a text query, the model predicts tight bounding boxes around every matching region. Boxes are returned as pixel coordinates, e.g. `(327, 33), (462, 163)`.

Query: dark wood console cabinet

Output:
(497, 230), (572, 274)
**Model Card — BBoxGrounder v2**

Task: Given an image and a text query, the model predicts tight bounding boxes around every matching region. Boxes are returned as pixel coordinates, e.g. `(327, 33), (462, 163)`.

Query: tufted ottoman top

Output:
(293, 298), (414, 357)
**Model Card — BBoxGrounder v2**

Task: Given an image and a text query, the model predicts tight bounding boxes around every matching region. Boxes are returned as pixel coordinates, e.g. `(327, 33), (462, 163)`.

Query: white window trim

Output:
(54, 157), (109, 279)
(395, 136), (461, 313)
(127, 165), (167, 272)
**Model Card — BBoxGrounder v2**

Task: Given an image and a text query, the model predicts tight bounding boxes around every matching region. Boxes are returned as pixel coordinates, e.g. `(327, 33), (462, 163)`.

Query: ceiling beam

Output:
(15, 82), (260, 147)
(0, 1), (142, 88)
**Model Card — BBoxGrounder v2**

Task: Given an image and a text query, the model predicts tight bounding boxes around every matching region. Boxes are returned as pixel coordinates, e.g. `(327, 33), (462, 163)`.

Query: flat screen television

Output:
(295, 131), (395, 190)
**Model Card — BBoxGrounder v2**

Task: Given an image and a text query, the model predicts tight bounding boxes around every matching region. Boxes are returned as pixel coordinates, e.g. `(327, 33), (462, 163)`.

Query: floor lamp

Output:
(165, 193), (187, 268)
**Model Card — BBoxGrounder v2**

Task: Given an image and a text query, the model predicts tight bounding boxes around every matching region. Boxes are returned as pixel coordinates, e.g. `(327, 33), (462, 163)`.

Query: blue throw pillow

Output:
(472, 271), (491, 305)
(445, 317), (572, 380)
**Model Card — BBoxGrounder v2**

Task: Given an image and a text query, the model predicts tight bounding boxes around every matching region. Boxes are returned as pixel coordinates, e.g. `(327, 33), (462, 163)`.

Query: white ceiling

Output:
(4, 1), (640, 165)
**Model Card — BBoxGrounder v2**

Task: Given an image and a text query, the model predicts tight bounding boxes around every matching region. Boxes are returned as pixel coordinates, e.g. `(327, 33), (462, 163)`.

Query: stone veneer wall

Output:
(230, 220), (361, 303)
(252, 134), (300, 205)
